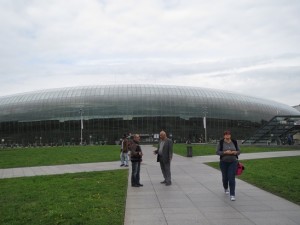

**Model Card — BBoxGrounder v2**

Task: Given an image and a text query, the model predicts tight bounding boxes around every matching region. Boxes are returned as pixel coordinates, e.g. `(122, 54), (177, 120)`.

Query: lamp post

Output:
(202, 106), (208, 143)
(79, 108), (83, 145)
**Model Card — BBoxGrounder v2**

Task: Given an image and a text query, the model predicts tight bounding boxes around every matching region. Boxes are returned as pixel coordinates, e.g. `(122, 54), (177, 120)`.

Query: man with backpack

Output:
(129, 134), (143, 187)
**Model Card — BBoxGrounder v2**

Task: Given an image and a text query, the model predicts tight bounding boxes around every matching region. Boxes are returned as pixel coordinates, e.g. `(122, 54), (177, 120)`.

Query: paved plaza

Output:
(124, 147), (300, 225)
(1, 146), (300, 225)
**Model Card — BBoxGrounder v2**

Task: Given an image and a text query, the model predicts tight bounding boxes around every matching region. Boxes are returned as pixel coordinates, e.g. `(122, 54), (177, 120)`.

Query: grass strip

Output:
(0, 170), (128, 225)
(173, 143), (300, 157)
(206, 156), (300, 205)
(0, 145), (120, 169)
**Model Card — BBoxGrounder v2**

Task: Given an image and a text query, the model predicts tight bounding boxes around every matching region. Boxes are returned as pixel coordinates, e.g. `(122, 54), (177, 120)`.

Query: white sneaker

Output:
(230, 196), (236, 201)
(224, 189), (229, 195)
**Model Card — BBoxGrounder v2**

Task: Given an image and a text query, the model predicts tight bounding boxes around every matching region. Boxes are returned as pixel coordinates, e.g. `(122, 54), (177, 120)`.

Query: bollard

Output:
(187, 146), (193, 157)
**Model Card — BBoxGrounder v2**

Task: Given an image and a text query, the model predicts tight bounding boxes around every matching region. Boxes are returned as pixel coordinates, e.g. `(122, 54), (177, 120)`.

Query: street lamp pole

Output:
(80, 108), (83, 145)
(202, 106), (208, 143)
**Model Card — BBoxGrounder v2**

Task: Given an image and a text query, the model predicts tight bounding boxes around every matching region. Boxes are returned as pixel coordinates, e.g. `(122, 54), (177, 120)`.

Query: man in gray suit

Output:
(154, 131), (173, 186)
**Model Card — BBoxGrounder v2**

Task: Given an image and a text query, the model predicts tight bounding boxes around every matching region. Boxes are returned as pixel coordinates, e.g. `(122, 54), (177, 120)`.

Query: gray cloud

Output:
(0, 0), (299, 106)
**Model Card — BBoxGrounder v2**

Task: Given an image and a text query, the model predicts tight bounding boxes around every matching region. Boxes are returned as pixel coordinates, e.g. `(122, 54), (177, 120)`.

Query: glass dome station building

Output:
(0, 84), (299, 146)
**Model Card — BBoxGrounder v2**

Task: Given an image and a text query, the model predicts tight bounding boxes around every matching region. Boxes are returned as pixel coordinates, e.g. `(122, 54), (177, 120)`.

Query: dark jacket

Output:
(129, 140), (142, 162)
(121, 138), (129, 153)
(155, 138), (173, 163)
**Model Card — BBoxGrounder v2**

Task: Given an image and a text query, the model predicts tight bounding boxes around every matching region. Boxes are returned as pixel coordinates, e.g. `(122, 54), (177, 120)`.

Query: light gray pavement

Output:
(190, 149), (300, 163)
(0, 161), (127, 179)
(124, 146), (300, 225)
(1, 147), (300, 225)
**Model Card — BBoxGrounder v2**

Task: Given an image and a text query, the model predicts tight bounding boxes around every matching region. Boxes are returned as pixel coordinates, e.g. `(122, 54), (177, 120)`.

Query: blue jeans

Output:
(220, 161), (238, 196)
(131, 161), (141, 185)
(120, 152), (129, 166)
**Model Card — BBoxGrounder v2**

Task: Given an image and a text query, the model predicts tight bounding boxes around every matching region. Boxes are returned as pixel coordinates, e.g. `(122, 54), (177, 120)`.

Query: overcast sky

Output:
(0, 0), (299, 106)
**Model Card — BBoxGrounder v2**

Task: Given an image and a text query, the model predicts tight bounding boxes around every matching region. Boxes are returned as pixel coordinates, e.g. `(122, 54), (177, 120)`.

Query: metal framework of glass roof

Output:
(243, 115), (300, 144)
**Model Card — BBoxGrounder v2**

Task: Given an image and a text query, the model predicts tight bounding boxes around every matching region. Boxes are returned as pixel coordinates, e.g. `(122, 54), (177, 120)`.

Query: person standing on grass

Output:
(129, 134), (143, 187)
(216, 130), (240, 201)
(154, 131), (173, 186)
(120, 134), (129, 167)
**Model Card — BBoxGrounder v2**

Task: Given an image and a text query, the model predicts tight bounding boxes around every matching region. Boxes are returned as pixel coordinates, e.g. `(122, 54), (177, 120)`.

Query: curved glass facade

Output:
(0, 84), (299, 146)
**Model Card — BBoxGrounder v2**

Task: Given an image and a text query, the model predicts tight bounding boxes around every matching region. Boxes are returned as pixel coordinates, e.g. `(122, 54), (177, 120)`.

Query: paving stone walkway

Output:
(124, 146), (300, 225)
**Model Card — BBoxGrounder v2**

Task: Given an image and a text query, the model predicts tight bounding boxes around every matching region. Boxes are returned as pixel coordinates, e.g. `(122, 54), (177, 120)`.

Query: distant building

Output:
(0, 84), (299, 146)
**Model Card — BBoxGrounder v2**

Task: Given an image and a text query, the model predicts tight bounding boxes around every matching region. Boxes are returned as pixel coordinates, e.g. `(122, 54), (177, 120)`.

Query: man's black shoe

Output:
(165, 182), (172, 186)
(160, 181), (166, 184)
(138, 183), (143, 187)
(132, 184), (140, 187)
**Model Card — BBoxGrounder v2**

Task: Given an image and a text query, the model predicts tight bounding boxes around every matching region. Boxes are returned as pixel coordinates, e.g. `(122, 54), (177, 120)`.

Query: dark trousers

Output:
(131, 161), (141, 185)
(220, 161), (238, 196)
(159, 159), (171, 184)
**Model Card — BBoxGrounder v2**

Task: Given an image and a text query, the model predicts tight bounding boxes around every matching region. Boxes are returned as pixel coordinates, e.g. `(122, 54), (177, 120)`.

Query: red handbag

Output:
(236, 162), (245, 176)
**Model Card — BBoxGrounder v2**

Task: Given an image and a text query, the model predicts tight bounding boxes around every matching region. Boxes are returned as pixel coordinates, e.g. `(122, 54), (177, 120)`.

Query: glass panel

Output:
(0, 85), (299, 145)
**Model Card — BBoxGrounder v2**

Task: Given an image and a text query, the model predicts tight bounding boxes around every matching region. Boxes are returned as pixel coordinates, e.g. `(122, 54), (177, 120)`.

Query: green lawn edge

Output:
(0, 145), (121, 169)
(172, 143), (300, 157)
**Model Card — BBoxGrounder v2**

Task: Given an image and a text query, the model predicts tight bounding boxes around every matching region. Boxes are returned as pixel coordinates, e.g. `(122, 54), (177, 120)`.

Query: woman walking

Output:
(216, 130), (240, 201)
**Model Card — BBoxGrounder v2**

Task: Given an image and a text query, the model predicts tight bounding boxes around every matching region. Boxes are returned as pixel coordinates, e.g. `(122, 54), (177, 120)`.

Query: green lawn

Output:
(0, 145), (121, 169)
(0, 170), (128, 225)
(173, 143), (300, 157)
(1, 144), (300, 225)
(206, 156), (300, 205)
